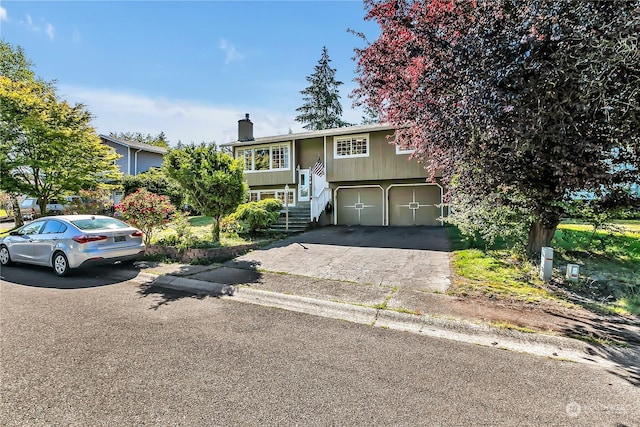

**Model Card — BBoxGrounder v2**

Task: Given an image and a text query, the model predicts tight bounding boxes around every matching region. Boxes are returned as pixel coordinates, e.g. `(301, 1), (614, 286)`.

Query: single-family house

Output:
(221, 114), (445, 227)
(99, 134), (168, 204)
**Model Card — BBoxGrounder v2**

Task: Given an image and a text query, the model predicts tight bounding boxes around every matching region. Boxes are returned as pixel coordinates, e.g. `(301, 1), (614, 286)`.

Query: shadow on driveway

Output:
(135, 261), (264, 309)
(137, 284), (208, 310)
(264, 226), (451, 251)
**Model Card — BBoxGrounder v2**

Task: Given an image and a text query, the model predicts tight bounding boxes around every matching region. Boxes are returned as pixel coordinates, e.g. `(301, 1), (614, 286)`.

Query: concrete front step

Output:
(270, 208), (312, 233)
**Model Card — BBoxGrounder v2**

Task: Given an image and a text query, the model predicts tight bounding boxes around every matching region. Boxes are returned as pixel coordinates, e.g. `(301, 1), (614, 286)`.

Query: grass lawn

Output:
(152, 215), (279, 248)
(447, 220), (640, 316)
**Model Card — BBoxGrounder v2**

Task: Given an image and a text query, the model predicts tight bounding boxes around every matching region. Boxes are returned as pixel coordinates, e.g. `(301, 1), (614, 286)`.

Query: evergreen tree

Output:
(109, 131), (170, 148)
(295, 47), (350, 130)
(360, 105), (380, 125)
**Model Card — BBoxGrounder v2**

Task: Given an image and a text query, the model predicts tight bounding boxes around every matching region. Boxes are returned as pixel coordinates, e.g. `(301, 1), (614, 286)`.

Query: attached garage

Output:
(335, 186), (384, 226)
(388, 184), (442, 226)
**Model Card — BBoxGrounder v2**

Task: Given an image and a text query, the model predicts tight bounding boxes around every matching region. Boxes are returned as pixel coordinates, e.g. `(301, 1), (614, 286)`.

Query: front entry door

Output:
(298, 169), (310, 202)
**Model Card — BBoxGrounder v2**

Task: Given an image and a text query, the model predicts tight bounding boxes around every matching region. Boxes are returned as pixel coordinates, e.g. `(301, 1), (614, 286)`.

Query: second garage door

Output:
(388, 185), (442, 226)
(336, 186), (384, 226)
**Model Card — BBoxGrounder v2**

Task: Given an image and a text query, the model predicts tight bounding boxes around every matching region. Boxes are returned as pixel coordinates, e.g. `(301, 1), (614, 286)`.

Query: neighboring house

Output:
(99, 134), (168, 204)
(221, 114), (445, 226)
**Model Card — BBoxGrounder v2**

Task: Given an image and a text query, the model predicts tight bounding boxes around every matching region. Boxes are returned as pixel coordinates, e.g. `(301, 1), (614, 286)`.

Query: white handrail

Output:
(310, 187), (331, 222)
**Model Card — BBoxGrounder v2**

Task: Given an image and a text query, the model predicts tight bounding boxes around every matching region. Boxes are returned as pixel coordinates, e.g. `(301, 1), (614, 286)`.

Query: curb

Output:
(136, 271), (639, 371)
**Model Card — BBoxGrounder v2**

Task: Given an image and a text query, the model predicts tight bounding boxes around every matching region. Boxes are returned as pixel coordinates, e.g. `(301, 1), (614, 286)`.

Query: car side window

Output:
(41, 220), (67, 234)
(21, 221), (44, 235)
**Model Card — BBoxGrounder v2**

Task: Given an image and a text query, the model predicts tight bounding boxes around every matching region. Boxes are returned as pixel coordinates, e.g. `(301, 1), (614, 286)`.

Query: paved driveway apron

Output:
(231, 226), (451, 292)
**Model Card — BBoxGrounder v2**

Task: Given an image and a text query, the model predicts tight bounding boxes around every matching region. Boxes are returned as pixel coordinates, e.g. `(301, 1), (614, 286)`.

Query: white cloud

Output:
(18, 13), (55, 40)
(45, 23), (55, 40)
(0, 7), (8, 21)
(218, 39), (244, 65)
(72, 29), (81, 44)
(59, 85), (304, 146)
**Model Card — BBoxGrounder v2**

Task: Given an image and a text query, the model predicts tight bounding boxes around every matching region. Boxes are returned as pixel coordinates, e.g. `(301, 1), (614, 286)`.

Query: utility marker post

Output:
(540, 246), (553, 281)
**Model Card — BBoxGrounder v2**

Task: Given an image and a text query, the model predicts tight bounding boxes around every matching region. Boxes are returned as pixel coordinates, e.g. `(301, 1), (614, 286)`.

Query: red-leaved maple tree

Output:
(353, 0), (639, 255)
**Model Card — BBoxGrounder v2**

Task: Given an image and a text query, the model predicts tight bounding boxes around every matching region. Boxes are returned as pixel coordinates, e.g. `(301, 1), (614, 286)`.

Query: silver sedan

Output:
(0, 215), (146, 276)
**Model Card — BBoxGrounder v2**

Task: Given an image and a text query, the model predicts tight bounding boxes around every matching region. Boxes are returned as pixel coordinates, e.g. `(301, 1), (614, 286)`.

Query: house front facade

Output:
(222, 115), (445, 226)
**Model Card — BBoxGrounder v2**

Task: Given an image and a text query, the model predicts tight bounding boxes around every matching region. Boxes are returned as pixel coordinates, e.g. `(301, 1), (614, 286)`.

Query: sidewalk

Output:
(133, 260), (640, 381)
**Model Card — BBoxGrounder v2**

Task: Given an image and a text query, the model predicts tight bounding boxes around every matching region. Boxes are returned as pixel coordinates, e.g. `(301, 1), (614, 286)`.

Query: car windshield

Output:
(71, 217), (130, 231)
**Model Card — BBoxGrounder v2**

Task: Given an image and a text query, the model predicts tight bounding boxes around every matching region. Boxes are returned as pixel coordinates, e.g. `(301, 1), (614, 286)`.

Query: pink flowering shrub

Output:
(114, 188), (176, 244)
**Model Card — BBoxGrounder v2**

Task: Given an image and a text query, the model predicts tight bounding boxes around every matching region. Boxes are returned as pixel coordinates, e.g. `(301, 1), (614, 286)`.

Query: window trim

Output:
(248, 188), (296, 206)
(236, 142), (291, 173)
(333, 134), (370, 159)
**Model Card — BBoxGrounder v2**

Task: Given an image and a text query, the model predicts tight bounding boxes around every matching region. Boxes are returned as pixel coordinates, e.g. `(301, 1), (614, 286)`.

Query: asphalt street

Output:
(1, 266), (639, 426)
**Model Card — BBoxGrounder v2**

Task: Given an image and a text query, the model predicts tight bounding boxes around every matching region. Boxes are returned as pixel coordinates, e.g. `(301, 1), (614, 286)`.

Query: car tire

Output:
(0, 245), (13, 266)
(52, 251), (71, 277)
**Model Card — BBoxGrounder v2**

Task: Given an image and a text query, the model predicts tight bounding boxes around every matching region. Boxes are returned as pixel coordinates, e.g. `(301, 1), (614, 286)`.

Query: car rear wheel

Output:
(52, 252), (71, 277)
(0, 245), (13, 266)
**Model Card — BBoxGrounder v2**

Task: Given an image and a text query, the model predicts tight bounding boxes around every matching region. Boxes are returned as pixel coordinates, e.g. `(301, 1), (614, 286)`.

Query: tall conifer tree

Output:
(295, 47), (350, 130)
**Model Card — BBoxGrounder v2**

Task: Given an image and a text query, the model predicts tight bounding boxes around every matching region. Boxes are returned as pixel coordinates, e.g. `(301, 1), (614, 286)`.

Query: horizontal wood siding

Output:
(243, 170), (292, 187)
(104, 142), (129, 175)
(327, 130), (428, 182)
(135, 151), (164, 174)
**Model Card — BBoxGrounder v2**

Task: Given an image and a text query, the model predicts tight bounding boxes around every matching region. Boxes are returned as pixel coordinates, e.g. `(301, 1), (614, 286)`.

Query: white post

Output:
(284, 184), (289, 232)
(540, 246), (554, 281)
(566, 264), (580, 282)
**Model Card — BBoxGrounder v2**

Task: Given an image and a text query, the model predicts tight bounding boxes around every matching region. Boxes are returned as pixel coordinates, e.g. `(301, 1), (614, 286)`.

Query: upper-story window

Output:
(395, 144), (415, 155)
(237, 143), (290, 172)
(334, 134), (369, 158)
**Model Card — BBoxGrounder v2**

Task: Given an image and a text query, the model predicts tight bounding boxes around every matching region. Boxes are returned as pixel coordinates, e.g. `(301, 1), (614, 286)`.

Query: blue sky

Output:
(0, 1), (379, 145)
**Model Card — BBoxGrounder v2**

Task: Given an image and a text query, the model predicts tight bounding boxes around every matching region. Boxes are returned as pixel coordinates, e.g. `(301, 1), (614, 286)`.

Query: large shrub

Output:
(115, 188), (175, 244)
(121, 167), (185, 209)
(228, 199), (282, 235)
(164, 143), (246, 242)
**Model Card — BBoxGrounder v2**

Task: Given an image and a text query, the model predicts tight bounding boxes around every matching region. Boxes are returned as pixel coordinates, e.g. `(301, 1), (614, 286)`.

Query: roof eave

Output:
(220, 123), (397, 148)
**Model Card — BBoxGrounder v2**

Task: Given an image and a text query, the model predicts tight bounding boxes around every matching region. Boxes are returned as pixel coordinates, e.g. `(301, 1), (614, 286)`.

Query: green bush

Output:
(121, 167), (185, 209)
(228, 199), (282, 235)
(219, 215), (241, 236)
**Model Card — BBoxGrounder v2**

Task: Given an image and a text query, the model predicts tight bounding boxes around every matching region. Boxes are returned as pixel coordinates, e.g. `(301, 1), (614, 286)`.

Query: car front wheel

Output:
(52, 252), (71, 276)
(0, 245), (12, 266)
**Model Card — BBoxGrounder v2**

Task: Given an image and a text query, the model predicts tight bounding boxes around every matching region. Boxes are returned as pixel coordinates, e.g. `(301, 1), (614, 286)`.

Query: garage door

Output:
(336, 187), (384, 226)
(388, 185), (441, 226)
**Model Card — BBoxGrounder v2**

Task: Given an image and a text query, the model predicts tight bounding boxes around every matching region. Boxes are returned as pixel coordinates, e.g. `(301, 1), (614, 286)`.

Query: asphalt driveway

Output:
(228, 226), (451, 293)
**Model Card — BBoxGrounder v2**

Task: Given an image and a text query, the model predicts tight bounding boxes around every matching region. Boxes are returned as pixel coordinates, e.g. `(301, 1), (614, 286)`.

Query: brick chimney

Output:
(238, 113), (254, 142)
